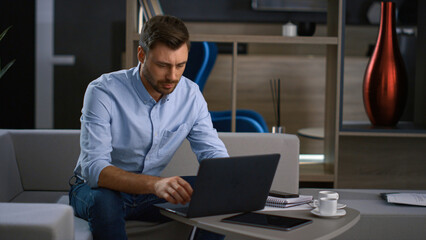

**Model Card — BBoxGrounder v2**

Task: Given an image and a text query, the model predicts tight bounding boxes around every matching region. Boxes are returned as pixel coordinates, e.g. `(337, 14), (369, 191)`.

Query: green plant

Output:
(0, 26), (15, 79)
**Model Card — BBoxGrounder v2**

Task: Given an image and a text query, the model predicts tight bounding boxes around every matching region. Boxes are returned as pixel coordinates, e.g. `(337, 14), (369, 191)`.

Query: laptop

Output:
(154, 153), (280, 218)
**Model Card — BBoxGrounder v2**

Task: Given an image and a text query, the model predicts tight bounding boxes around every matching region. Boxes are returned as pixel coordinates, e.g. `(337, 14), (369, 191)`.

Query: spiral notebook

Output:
(265, 195), (313, 208)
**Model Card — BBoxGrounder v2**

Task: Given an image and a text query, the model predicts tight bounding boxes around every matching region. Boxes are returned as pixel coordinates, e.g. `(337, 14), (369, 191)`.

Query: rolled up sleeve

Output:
(79, 82), (113, 188)
(187, 91), (229, 161)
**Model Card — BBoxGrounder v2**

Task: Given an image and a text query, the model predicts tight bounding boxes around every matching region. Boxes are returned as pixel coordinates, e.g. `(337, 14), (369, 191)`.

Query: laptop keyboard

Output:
(173, 206), (189, 214)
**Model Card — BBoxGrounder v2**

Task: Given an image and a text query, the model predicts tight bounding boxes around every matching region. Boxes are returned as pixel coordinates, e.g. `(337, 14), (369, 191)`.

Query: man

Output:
(69, 15), (228, 240)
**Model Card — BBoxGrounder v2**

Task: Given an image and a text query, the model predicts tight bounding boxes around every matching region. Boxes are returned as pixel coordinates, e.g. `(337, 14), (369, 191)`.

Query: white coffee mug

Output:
(313, 191), (339, 207)
(318, 191), (339, 200)
(319, 197), (338, 215)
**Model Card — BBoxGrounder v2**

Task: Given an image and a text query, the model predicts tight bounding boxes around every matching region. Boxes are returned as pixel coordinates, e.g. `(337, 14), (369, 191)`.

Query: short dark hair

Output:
(139, 15), (190, 54)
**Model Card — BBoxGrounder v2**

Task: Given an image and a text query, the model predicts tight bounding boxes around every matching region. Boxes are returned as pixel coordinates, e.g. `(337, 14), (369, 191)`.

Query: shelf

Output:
(131, 33), (338, 45)
(190, 34), (339, 45)
(298, 127), (324, 140)
(334, 1), (426, 188)
(127, 0), (345, 187)
(340, 121), (426, 137)
(299, 162), (334, 182)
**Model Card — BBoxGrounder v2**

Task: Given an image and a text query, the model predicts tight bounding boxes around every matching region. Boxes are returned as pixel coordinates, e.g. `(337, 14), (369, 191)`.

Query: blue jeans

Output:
(69, 176), (224, 240)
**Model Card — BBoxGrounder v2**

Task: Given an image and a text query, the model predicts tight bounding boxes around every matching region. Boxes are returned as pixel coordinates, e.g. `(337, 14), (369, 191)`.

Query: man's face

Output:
(138, 43), (188, 101)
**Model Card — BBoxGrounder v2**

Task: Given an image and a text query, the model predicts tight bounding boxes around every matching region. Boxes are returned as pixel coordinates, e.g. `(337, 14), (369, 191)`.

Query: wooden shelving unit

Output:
(340, 121), (426, 138)
(335, 0), (426, 189)
(126, 0), (426, 189)
(299, 163), (334, 183)
(125, 0), (345, 186)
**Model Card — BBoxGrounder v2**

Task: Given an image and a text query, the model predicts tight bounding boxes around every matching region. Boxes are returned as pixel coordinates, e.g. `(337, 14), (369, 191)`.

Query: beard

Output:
(142, 65), (178, 96)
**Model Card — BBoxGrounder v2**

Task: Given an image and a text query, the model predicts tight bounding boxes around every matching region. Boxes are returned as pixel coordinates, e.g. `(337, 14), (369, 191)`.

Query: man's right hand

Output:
(153, 176), (193, 205)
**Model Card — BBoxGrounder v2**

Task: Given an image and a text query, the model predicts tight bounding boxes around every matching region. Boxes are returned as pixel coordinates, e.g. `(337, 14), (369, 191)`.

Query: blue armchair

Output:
(184, 42), (269, 133)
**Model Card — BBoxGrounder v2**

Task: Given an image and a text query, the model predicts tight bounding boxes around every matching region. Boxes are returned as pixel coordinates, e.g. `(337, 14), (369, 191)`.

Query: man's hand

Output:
(154, 176), (193, 204)
(98, 166), (193, 204)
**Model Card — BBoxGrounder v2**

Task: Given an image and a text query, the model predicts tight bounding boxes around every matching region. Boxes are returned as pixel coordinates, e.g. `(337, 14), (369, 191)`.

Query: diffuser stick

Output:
(270, 79), (277, 127)
(277, 78), (280, 127)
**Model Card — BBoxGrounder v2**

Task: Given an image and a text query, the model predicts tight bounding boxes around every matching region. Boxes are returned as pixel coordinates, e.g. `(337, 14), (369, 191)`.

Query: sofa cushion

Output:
(163, 133), (300, 194)
(10, 130), (80, 191)
(0, 131), (23, 202)
(11, 191), (68, 203)
(219, 133), (299, 193)
(0, 202), (74, 240)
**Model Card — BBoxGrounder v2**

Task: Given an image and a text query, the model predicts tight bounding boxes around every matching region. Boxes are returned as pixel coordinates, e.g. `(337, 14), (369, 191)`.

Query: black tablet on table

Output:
(222, 212), (312, 231)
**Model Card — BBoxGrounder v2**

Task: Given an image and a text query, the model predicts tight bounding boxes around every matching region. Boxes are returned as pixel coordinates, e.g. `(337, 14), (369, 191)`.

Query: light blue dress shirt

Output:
(74, 64), (229, 188)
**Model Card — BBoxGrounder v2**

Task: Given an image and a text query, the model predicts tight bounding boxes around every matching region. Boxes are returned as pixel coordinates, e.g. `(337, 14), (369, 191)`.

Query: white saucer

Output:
(311, 208), (346, 218)
(309, 201), (346, 209)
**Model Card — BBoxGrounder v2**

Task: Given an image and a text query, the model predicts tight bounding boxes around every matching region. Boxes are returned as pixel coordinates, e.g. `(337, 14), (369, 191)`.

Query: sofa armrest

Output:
(0, 131), (23, 202)
(0, 203), (74, 240)
(7, 129), (80, 191)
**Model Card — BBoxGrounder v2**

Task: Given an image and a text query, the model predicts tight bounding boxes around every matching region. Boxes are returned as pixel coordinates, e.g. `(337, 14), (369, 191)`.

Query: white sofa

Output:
(0, 129), (300, 240)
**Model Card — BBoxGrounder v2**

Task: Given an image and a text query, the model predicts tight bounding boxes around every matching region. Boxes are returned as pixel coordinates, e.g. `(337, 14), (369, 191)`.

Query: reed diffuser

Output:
(270, 78), (283, 133)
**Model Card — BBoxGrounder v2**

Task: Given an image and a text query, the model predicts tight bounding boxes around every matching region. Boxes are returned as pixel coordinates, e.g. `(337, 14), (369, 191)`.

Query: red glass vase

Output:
(363, 1), (408, 127)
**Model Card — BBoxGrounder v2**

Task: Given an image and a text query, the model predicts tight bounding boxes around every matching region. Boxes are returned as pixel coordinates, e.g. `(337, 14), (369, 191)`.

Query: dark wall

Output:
(415, 0), (426, 125)
(161, 0), (416, 25)
(0, 0), (125, 129)
(161, 0), (327, 24)
(0, 0), (35, 129)
(54, 0), (126, 129)
(0, 0), (418, 129)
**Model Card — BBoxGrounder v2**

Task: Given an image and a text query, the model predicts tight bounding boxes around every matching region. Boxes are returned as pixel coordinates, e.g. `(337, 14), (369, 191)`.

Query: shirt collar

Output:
(131, 62), (179, 104)
(131, 63), (156, 104)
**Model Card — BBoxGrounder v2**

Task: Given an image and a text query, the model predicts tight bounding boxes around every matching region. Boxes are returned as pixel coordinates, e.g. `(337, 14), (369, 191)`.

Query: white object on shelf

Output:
(282, 21), (297, 37)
